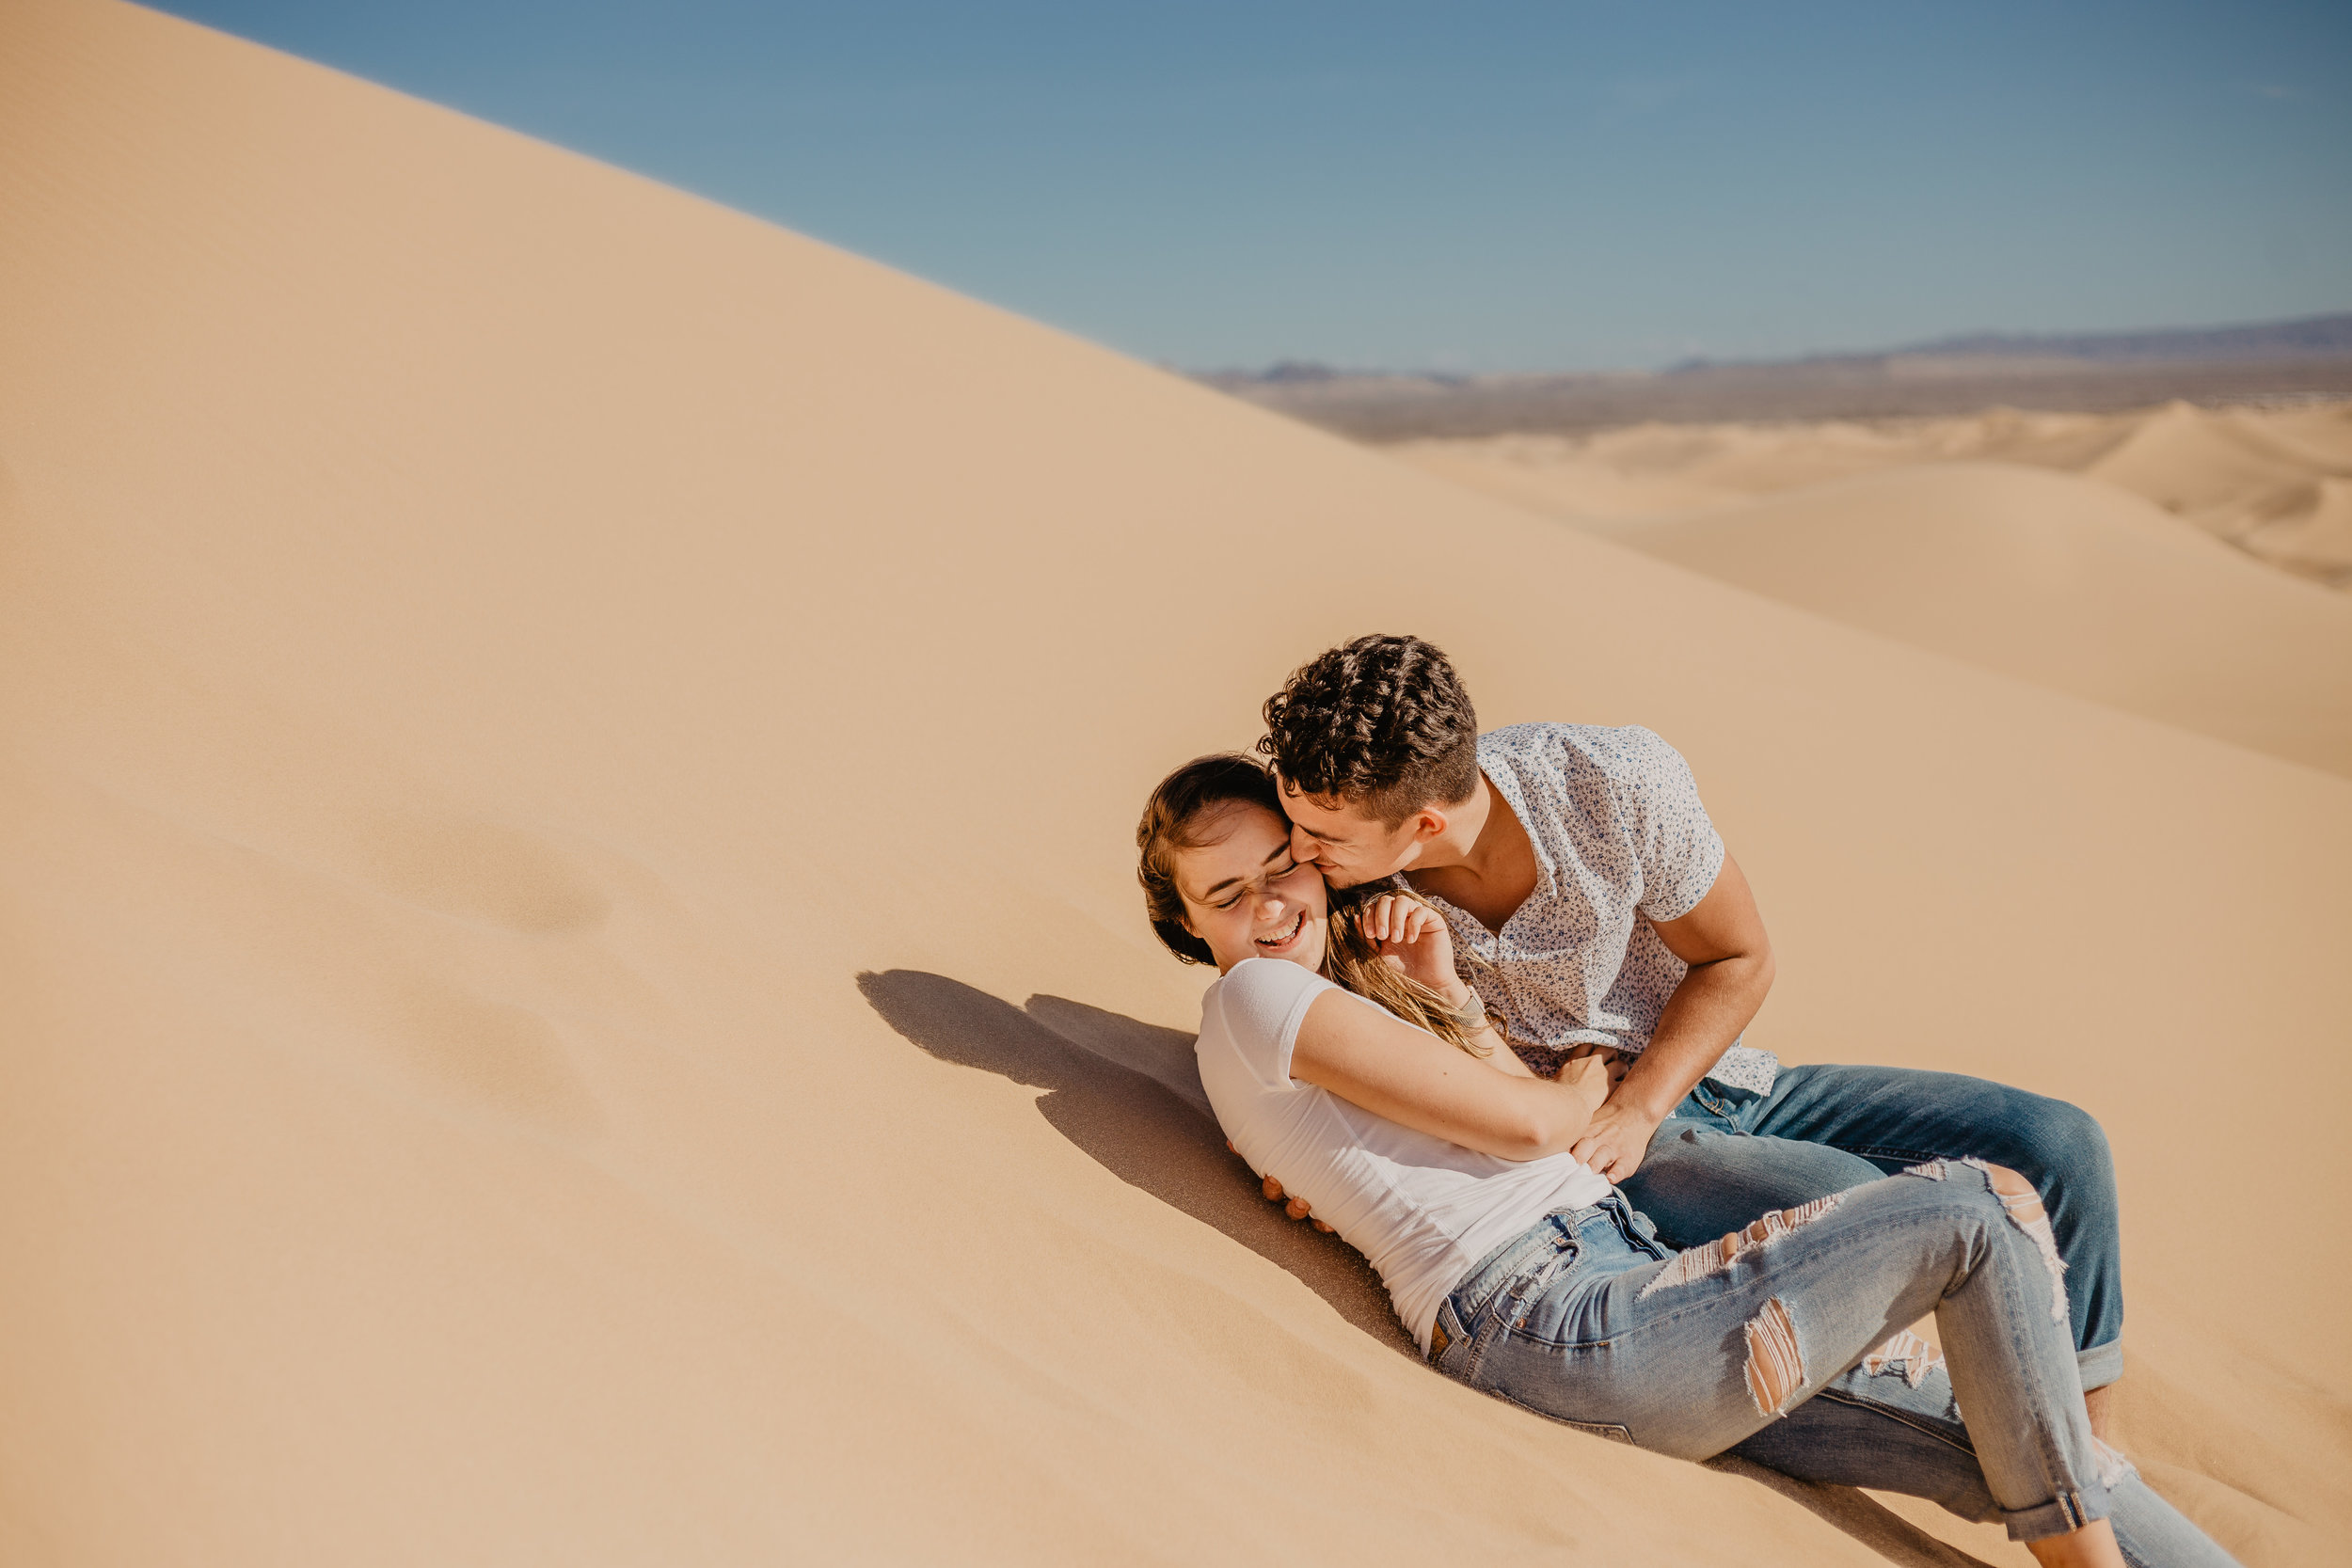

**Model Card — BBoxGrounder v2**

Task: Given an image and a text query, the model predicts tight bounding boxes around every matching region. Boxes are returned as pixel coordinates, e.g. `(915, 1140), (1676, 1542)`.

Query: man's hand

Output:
(1262, 1173), (1337, 1232)
(1232, 1141), (1336, 1232)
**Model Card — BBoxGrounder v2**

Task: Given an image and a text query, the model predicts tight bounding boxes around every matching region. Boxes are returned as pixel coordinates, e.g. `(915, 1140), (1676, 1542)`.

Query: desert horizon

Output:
(1191, 318), (2352, 446)
(4, 3), (2347, 1566)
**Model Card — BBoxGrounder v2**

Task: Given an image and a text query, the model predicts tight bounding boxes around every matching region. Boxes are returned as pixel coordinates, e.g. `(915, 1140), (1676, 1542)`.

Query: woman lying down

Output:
(1136, 754), (2231, 1568)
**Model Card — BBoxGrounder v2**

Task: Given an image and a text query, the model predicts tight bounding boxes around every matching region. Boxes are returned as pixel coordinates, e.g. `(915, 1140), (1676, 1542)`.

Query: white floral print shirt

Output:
(1415, 723), (1780, 1095)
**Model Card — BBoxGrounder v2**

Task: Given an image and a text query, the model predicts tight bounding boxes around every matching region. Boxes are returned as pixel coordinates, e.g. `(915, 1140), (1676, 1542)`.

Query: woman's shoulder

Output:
(1201, 958), (1335, 1064)
(1210, 956), (1334, 1012)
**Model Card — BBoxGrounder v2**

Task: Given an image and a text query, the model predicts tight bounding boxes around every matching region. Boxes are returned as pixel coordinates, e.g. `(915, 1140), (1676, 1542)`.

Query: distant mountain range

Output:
(1206, 313), (2352, 387)
(1198, 313), (2352, 439)
(1866, 313), (2352, 367)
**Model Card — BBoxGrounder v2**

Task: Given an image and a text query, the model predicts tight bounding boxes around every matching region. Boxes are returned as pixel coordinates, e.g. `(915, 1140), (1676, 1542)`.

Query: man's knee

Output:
(1624, 1125), (1883, 1247)
(2005, 1096), (2116, 1208)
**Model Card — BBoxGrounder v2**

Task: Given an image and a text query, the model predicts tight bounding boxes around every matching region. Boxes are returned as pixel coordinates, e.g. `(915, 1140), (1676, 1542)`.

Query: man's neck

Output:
(1414, 772), (1515, 876)
(1404, 770), (1538, 934)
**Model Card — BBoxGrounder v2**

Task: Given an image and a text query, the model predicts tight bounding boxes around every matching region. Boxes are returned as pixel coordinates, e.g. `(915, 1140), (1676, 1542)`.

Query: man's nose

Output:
(1290, 825), (1323, 862)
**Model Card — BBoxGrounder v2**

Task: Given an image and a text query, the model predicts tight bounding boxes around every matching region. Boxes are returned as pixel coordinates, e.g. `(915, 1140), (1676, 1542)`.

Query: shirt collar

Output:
(1475, 733), (1559, 903)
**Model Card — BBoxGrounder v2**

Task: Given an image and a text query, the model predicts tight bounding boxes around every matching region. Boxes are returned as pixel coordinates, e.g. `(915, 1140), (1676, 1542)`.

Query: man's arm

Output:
(1566, 852), (1774, 1180)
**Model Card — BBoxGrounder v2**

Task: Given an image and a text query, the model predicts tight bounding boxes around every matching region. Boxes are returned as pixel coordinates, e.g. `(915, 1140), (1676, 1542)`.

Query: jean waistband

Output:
(1444, 1193), (1653, 1324)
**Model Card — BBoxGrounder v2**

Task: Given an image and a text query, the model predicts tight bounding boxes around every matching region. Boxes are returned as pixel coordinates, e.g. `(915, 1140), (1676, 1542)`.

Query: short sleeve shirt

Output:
(1194, 958), (1611, 1353)
(1412, 723), (1780, 1096)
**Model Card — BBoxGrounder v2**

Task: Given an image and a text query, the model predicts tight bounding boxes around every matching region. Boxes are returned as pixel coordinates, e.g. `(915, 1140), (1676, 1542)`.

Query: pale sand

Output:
(1399, 412), (2352, 777)
(1398, 403), (2352, 585)
(3, 4), (2346, 1565)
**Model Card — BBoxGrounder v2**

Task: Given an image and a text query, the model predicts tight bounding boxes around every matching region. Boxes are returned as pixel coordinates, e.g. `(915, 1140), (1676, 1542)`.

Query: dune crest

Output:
(1592, 463), (2352, 776)
(4, 3), (2347, 1565)
(1400, 402), (2352, 591)
(1399, 408), (2352, 775)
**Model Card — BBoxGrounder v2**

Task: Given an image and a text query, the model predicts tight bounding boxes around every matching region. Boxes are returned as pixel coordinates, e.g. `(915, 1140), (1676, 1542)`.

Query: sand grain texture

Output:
(3, 4), (2347, 1565)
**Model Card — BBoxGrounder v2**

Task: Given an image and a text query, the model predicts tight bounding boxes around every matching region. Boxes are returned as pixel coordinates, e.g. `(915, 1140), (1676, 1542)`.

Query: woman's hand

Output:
(1562, 1045), (1653, 1181)
(1360, 893), (1463, 1001)
(1560, 1050), (1618, 1115)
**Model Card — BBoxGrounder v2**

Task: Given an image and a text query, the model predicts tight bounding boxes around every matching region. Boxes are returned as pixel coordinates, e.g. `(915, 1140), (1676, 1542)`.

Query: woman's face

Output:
(1173, 801), (1330, 974)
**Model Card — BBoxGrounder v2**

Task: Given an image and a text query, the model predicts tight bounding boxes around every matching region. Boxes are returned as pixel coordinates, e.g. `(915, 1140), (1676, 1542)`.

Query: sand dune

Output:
(4, 4), (2349, 1566)
(1400, 412), (2352, 775)
(1576, 464), (2352, 777)
(1400, 401), (2352, 589)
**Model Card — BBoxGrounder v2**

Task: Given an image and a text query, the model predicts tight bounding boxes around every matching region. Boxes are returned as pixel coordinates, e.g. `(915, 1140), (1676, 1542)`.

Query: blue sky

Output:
(151, 1), (2352, 372)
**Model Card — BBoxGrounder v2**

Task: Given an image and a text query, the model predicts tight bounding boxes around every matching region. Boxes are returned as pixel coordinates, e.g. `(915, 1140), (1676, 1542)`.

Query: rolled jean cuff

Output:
(2077, 1338), (2124, 1393)
(2005, 1482), (2116, 1544)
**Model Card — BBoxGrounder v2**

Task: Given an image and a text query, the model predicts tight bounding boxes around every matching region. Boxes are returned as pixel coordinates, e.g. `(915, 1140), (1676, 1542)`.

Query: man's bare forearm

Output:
(1609, 952), (1774, 1122)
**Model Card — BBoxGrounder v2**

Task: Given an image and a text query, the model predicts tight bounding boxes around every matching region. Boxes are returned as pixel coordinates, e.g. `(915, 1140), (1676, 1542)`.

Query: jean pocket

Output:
(1619, 1204), (1675, 1262)
(1471, 1376), (1639, 1445)
(1557, 1419), (1634, 1444)
(1686, 1082), (1754, 1122)
(1508, 1242), (1577, 1300)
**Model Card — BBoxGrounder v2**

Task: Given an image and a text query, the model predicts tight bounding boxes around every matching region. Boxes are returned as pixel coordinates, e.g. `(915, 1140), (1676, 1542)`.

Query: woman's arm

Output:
(1291, 989), (1613, 1161)
(1354, 890), (1541, 1078)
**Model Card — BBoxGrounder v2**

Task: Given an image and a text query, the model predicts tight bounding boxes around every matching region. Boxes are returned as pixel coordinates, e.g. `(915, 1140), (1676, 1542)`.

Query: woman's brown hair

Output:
(1136, 753), (1491, 1058)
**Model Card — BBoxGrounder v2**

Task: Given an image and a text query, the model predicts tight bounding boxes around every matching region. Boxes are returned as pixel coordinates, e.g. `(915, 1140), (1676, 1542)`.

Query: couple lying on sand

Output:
(1134, 635), (2231, 1568)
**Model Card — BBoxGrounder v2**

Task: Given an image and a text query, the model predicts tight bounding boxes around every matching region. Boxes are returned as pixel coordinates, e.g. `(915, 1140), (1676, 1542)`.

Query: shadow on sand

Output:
(857, 968), (1996, 1568)
(857, 969), (1411, 1354)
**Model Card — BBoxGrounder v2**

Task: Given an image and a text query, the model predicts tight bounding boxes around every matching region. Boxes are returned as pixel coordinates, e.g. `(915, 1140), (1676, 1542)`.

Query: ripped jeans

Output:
(1428, 1174), (2233, 1563)
(1618, 1063), (2126, 1391)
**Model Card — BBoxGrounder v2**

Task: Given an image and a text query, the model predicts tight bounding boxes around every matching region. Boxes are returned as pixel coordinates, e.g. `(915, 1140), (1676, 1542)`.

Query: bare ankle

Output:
(2026, 1517), (2125, 1568)
(2083, 1382), (2114, 1443)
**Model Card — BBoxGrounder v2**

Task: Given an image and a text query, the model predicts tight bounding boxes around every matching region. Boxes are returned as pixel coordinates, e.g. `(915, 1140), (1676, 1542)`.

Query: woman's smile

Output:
(1256, 907), (1310, 954)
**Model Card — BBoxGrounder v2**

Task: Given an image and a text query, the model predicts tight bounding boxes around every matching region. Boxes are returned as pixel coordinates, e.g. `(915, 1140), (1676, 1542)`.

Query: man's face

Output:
(1279, 780), (1428, 888)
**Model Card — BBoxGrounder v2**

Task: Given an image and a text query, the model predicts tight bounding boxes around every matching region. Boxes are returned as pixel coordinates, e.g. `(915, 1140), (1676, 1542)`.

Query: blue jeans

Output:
(1430, 1181), (2231, 1562)
(1617, 1063), (2124, 1390)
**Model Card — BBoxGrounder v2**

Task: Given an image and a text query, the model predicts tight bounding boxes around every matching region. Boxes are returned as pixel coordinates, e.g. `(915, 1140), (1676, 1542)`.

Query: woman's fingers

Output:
(1263, 1174), (1285, 1202)
(1369, 892), (1423, 946)
(1285, 1195), (1311, 1221)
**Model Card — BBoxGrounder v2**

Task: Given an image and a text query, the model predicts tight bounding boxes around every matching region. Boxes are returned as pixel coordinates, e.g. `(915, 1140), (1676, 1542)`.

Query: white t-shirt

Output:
(1195, 957), (1613, 1354)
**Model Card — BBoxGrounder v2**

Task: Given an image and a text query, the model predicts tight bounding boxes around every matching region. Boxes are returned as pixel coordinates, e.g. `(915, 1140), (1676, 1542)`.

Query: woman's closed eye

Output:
(1217, 855), (1300, 909)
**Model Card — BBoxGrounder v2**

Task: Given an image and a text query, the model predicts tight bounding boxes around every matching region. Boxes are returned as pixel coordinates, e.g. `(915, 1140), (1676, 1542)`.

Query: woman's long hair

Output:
(1136, 753), (1490, 1058)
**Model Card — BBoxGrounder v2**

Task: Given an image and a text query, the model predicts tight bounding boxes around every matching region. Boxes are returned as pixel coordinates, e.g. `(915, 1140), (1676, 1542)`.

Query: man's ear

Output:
(1409, 807), (1449, 844)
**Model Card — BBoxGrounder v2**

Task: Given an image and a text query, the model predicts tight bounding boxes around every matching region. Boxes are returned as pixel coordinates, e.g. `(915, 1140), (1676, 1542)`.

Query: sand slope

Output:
(4, 4), (2348, 1565)
(1579, 464), (2352, 776)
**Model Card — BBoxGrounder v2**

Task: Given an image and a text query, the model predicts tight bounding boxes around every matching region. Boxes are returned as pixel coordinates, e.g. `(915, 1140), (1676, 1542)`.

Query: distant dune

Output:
(1396, 404), (2352, 775)
(1606, 464), (2351, 773)
(5, 3), (2348, 1567)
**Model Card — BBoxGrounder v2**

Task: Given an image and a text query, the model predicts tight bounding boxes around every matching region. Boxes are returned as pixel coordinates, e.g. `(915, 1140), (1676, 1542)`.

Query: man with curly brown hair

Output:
(1257, 632), (2125, 1433)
